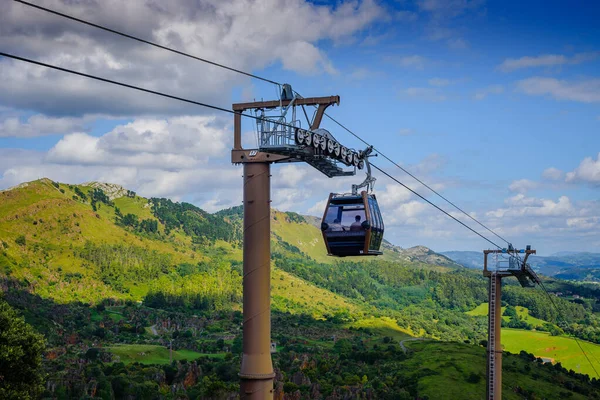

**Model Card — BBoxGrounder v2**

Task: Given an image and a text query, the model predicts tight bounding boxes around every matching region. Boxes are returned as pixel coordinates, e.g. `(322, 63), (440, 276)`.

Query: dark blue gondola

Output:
(321, 190), (384, 257)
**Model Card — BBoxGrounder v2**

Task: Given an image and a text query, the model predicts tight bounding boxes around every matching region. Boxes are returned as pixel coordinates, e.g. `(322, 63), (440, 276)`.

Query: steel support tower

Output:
(483, 247), (539, 399)
(231, 88), (360, 399)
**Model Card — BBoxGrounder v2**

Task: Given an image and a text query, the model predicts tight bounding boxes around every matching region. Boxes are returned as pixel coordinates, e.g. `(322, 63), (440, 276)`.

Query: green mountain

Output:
(2, 179), (600, 399)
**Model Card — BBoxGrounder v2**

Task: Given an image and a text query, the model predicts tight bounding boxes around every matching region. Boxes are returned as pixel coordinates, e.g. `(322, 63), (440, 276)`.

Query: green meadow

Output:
(467, 303), (599, 375)
(467, 303), (547, 327)
(350, 316), (415, 340)
(401, 341), (592, 400)
(105, 344), (220, 365)
(502, 328), (600, 377)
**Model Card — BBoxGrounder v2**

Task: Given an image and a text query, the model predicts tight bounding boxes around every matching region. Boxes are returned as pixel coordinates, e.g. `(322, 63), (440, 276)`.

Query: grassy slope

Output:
(272, 211), (331, 264)
(105, 344), (209, 365)
(271, 267), (364, 317)
(503, 328), (600, 377)
(464, 304), (600, 375)
(0, 180), (374, 319)
(0, 180), (199, 303)
(401, 341), (591, 400)
(4, 179), (599, 383)
(467, 303), (547, 327)
(350, 316), (414, 340)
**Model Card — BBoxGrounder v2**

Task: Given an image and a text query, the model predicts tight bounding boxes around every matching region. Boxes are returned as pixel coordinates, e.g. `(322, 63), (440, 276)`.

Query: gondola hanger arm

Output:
(352, 146), (376, 195)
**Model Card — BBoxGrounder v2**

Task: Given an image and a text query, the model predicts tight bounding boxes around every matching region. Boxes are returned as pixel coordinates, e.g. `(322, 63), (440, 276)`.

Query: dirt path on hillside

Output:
(399, 337), (426, 353)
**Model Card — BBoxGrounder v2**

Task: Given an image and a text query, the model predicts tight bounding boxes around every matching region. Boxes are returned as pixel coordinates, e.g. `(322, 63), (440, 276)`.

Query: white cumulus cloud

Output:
(542, 167), (564, 181)
(487, 195), (574, 218)
(0, 114), (95, 138)
(46, 116), (228, 169)
(508, 179), (538, 193)
(516, 77), (600, 103)
(0, 0), (385, 117)
(565, 153), (600, 185)
(499, 52), (600, 72)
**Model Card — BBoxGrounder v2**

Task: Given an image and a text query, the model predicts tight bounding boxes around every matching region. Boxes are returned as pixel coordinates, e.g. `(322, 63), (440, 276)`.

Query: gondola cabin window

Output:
(324, 204), (366, 231)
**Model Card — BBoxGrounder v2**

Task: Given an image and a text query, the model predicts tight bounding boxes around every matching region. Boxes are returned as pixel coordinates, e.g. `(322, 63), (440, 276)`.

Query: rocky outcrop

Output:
(0, 181), (30, 193)
(84, 181), (132, 200)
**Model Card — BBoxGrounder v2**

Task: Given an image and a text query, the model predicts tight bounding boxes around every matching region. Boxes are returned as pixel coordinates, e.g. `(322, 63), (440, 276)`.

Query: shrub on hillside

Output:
(15, 235), (26, 246)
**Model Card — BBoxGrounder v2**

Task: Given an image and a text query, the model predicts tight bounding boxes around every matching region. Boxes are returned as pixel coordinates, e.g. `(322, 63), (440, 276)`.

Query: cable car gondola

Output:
(320, 147), (384, 257)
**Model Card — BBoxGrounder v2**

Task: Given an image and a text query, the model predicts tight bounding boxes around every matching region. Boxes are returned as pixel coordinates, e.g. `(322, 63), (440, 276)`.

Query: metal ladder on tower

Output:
(488, 270), (497, 399)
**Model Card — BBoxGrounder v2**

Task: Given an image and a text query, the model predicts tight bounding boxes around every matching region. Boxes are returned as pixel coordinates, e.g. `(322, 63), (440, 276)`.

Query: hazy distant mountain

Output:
(551, 251), (582, 257)
(440, 251), (482, 269)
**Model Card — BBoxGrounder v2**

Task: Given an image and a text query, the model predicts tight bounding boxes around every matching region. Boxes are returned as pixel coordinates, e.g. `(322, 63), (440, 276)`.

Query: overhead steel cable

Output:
(2, 50), (507, 252)
(0, 51), (286, 127)
(0, 53), (506, 251)
(322, 112), (512, 246)
(371, 162), (503, 250)
(2, 48), (506, 251)
(536, 278), (600, 378)
(14, 0), (509, 247)
(13, 0), (282, 86)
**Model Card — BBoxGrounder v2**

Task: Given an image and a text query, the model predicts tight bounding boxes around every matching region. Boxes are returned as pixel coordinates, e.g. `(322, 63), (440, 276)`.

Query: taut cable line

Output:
(371, 163), (503, 249)
(0, 48), (507, 250)
(13, 0), (282, 86)
(0, 51), (285, 126)
(15, 0), (509, 247)
(323, 112), (512, 246)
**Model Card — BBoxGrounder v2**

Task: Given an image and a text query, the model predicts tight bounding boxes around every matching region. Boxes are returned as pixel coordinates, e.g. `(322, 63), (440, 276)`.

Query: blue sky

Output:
(0, 0), (599, 255)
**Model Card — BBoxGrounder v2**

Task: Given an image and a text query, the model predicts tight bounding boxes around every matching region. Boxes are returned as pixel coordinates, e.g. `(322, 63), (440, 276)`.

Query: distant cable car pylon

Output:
(483, 245), (539, 400)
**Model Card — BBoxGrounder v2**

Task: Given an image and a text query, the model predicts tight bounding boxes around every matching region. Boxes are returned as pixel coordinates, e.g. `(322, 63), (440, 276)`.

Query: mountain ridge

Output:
(0, 177), (461, 269)
(0, 178), (460, 304)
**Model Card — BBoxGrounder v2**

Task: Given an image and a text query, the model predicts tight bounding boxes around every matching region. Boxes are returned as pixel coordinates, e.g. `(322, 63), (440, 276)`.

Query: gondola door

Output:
(321, 193), (334, 255)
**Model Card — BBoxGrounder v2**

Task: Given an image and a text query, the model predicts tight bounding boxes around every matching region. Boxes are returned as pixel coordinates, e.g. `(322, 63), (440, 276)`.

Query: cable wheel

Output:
(295, 128), (306, 145)
(304, 132), (312, 146)
(320, 136), (327, 151)
(313, 134), (322, 149)
(327, 139), (335, 154)
(333, 143), (341, 157)
(340, 146), (348, 162)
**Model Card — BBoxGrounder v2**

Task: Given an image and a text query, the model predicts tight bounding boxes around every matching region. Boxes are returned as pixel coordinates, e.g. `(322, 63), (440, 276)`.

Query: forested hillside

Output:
(1, 179), (600, 399)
